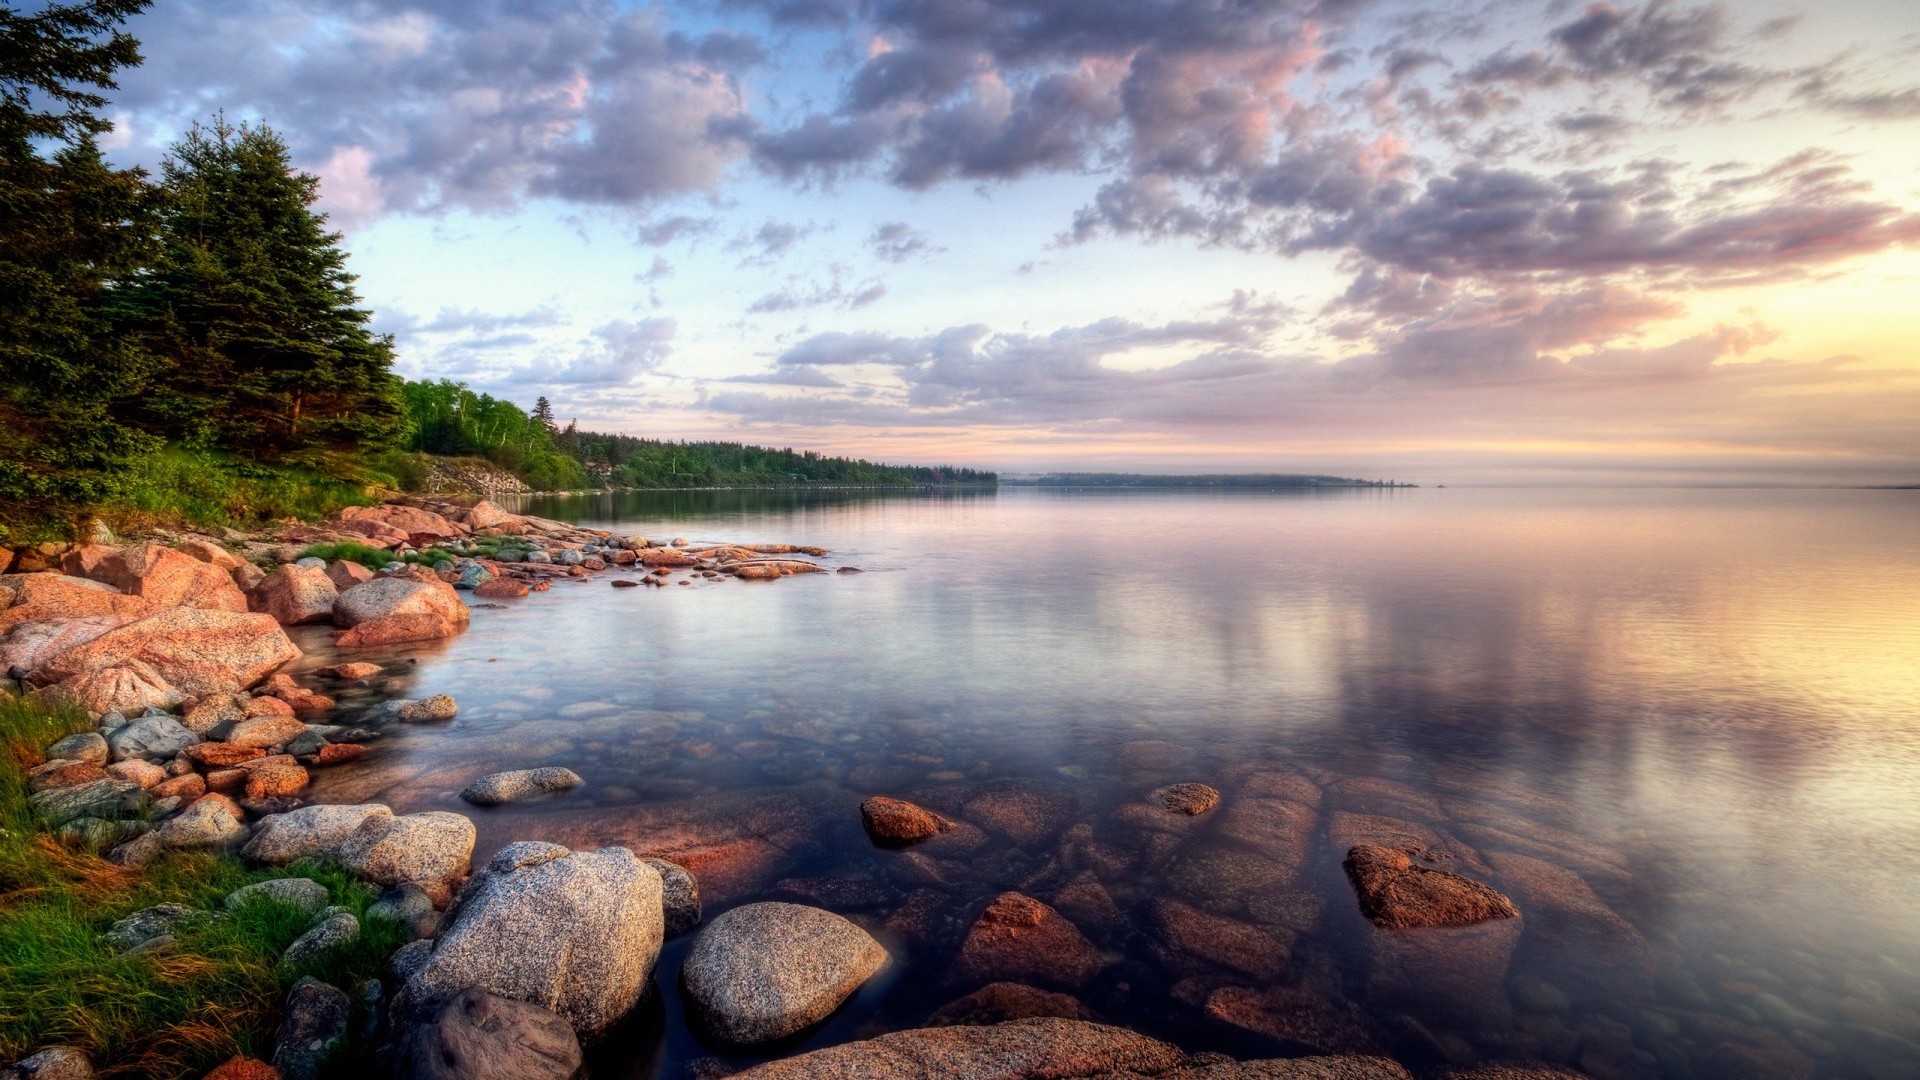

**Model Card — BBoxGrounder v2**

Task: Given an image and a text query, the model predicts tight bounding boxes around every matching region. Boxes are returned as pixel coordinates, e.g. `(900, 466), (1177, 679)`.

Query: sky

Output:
(97, 0), (1920, 483)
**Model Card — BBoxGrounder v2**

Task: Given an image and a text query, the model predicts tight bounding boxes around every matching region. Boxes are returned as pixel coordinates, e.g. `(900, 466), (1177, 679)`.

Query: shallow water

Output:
(297, 487), (1920, 1078)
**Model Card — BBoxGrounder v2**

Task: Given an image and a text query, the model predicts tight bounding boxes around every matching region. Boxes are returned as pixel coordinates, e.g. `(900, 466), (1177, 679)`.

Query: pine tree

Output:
(0, 0), (158, 530)
(531, 396), (555, 433)
(126, 115), (404, 461)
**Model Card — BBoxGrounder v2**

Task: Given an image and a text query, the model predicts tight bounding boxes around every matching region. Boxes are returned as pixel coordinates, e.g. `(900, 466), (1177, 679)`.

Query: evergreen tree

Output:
(126, 115), (404, 461)
(0, 0), (158, 529)
(531, 396), (555, 433)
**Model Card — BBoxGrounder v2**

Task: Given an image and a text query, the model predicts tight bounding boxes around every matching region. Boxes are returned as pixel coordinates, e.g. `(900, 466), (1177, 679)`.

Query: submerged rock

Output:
(459, 767), (583, 806)
(725, 1018), (1190, 1079)
(951, 892), (1105, 990)
(1154, 783), (1221, 816)
(682, 901), (887, 1045)
(1343, 845), (1517, 929)
(928, 983), (1095, 1027)
(860, 795), (955, 844)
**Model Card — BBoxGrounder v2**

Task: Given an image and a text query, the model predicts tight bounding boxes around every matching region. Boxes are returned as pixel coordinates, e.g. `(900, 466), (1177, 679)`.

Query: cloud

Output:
(539, 318), (677, 385)
(867, 221), (938, 262)
(744, 265), (886, 313)
(115, 1), (751, 223)
(637, 214), (719, 246)
(730, 219), (813, 264)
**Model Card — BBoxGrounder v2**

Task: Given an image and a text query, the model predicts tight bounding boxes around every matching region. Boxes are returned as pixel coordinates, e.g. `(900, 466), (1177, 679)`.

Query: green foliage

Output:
(105, 447), (377, 531)
(0, 696), (405, 1076)
(400, 379), (590, 491)
(0, 2), (161, 531)
(293, 541), (392, 570)
(122, 115), (406, 458)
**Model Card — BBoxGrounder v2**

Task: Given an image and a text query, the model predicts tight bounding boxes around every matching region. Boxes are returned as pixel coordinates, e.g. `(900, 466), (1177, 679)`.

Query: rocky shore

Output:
(0, 497), (1795, 1080)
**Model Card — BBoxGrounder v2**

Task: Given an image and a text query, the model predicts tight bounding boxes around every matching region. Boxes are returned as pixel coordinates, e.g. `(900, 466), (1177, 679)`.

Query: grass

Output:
(0, 696), (406, 1078)
(298, 535), (531, 571)
(99, 448), (387, 537)
(292, 541), (395, 570)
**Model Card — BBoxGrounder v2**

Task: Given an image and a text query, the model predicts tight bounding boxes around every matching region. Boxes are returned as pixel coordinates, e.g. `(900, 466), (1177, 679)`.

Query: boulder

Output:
(92, 544), (248, 611)
(1344, 846), (1523, 1021)
(315, 661), (380, 680)
(332, 577), (469, 629)
(245, 764), (310, 800)
(28, 760), (105, 792)
(337, 504), (461, 539)
(644, 858), (702, 937)
(105, 758), (166, 788)
(459, 767), (583, 806)
(105, 903), (203, 951)
(227, 877), (330, 916)
(952, 893), (1104, 990)
(110, 797), (248, 866)
(333, 517), (410, 547)
(398, 987), (580, 1080)
(272, 978), (348, 1080)
(181, 692), (248, 737)
(393, 695), (458, 723)
(404, 842), (662, 1036)
(334, 812), (475, 906)
(0, 1047), (92, 1080)
(45, 665), (183, 716)
(200, 1057), (277, 1080)
(243, 804), (393, 864)
(185, 742), (266, 766)
(106, 715), (200, 762)
(332, 613), (459, 647)
(250, 566), (339, 626)
(682, 901), (888, 1045)
(281, 909), (359, 968)
(472, 579), (530, 600)
(928, 983), (1095, 1027)
(724, 1018), (1189, 1079)
(1144, 898), (1290, 979)
(150, 772), (206, 801)
(1202, 985), (1389, 1058)
(46, 731), (109, 766)
(30, 608), (299, 700)
(462, 501), (517, 530)
(227, 714), (308, 750)
(860, 796), (955, 845)
(0, 573), (149, 629)
(324, 560), (374, 591)
(30, 778), (149, 826)
(177, 539), (244, 570)
(0, 616), (135, 679)
(367, 883), (441, 940)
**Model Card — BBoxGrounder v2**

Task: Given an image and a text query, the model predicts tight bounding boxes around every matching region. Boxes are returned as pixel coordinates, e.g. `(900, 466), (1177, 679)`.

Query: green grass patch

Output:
(101, 448), (382, 535)
(0, 696), (406, 1077)
(293, 541), (395, 570)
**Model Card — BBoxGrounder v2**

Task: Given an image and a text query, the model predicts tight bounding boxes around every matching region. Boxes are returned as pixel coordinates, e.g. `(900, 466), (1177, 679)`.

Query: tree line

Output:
(0, 2), (989, 539)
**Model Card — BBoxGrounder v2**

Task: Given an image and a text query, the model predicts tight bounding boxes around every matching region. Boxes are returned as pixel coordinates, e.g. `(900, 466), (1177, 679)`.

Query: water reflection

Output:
(303, 488), (1920, 1078)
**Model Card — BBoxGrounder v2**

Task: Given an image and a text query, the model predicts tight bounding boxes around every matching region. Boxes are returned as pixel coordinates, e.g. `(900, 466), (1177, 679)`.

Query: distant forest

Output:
(1004, 473), (1413, 488)
(402, 380), (995, 491)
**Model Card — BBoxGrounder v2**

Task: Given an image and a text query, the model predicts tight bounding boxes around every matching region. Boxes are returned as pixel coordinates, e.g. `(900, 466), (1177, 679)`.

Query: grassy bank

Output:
(0, 697), (403, 1077)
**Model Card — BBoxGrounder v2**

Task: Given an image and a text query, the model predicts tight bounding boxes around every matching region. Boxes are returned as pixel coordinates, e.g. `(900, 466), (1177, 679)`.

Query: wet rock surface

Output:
(398, 987), (582, 1080)
(952, 892), (1105, 990)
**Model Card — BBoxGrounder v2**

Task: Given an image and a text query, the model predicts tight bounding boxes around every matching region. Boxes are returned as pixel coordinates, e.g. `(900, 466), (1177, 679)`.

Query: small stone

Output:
(105, 759), (167, 788)
(227, 714), (307, 750)
(280, 909), (358, 968)
(185, 742), (267, 766)
(28, 760), (106, 792)
(226, 878), (330, 916)
(200, 1056), (278, 1080)
(315, 662), (380, 680)
(643, 858), (702, 937)
(106, 903), (204, 951)
(106, 715), (199, 762)
(246, 763), (310, 800)
(367, 883), (440, 940)
(46, 732), (108, 766)
(30, 778), (149, 826)
(458, 767), (583, 806)
(395, 695), (457, 723)
(151, 772), (206, 801)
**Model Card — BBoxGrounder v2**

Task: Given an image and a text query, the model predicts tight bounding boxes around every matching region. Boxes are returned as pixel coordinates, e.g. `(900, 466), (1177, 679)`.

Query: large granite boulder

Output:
(0, 573), (149, 631)
(682, 901), (887, 1045)
(29, 778), (149, 826)
(243, 803), (393, 864)
(860, 796), (954, 845)
(250, 565), (339, 626)
(404, 842), (662, 1037)
(332, 577), (469, 629)
(30, 608), (298, 700)
(337, 504), (462, 539)
(332, 811), (475, 906)
(92, 544), (248, 612)
(106, 715), (200, 762)
(0, 616), (134, 680)
(397, 987), (581, 1080)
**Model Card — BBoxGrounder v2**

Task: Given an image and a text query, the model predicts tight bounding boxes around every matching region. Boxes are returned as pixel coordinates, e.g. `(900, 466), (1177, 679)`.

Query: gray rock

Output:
(45, 732), (108, 766)
(368, 883), (441, 940)
(332, 811), (475, 906)
(105, 904), (205, 951)
(30, 778), (148, 826)
(404, 842), (663, 1037)
(294, 557), (327, 569)
(557, 550), (582, 566)
(682, 901), (889, 1045)
(156, 797), (248, 850)
(282, 908), (359, 968)
(272, 978), (349, 1080)
(284, 730), (327, 757)
(0, 1046), (92, 1080)
(398, 987), (582, 1080)
(390, 695), (458, 723)
(391, 939), (434, 983)
(524, 551), (550, 564)
(54, 817), (147, 852)
(454, 564), (494, 591)
(95, 711), (127, 733)
(459, 767), (583, 806)
(227, 877), (330, 916)
(105, 715), (199, 762)
(243, 803), (392, 864)
(644, 858), (701, 937)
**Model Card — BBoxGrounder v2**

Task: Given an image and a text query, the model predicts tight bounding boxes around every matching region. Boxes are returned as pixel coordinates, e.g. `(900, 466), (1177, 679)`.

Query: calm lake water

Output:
(298, 487), (1920, 1079)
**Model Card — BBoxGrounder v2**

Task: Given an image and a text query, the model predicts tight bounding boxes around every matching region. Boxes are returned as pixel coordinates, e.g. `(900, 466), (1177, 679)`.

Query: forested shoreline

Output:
(0, 1), (988, 545)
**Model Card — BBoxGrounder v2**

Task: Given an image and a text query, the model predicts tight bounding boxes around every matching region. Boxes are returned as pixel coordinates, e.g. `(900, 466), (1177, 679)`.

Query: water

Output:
(298, 487), (1920, 1078)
